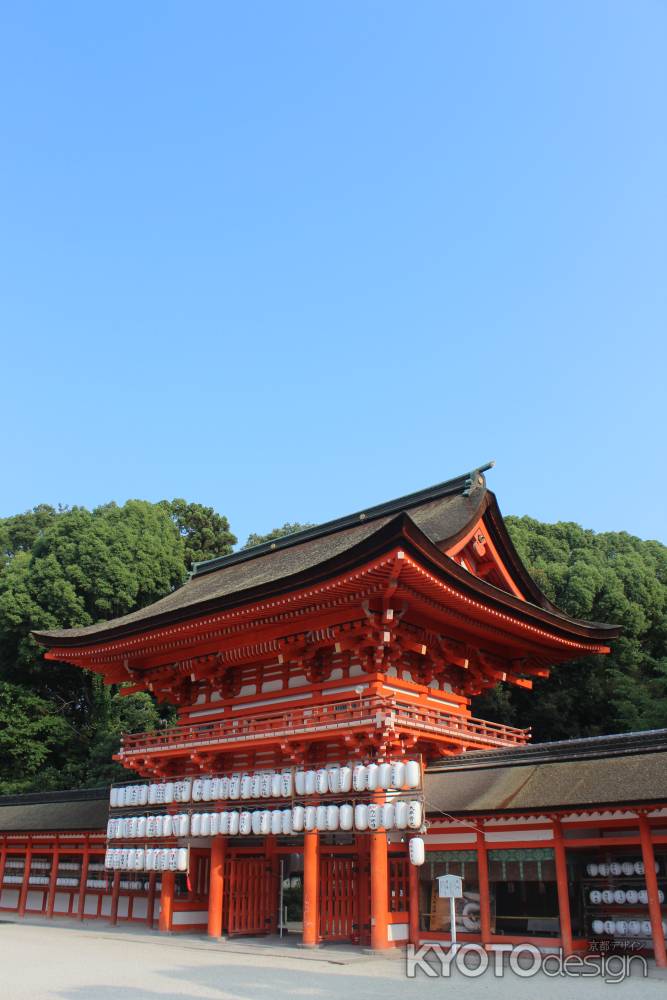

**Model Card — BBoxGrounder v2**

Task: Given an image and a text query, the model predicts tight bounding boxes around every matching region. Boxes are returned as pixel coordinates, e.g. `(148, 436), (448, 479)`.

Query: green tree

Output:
(162, 499), (236, 570)
(0, 681), (72, 794)
(243, 521), (315, 549)
(473, 519), (667, 740)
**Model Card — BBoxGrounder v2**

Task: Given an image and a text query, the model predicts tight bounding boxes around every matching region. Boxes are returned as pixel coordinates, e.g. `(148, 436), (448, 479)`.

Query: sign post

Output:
(437, 874), (463, 954)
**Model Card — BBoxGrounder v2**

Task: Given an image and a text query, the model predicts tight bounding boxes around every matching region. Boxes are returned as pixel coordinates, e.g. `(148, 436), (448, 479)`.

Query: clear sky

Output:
(1, 2), (665, 546)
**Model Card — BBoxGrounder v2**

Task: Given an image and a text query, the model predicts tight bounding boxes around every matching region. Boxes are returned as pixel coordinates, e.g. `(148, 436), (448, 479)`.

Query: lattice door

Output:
(319, 855), (360, 942)
(223, 857), (276, 936)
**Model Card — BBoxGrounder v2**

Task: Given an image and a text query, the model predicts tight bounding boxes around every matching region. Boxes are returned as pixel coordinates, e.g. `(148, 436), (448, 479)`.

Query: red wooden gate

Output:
(319, 855), (359, 942)
(223, 857), (276, 936)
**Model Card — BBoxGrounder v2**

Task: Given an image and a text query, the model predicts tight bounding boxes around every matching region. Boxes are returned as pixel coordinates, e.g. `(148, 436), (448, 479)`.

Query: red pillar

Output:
(109, 871), (121, 926)
(302, 830), (319, 947)
(552, 819), (573, 956)
(18, 840), (33, 917)
(77, 841), (90, 921)
(476, 830), (492, 948)
(159, 871), (175, 933)
(146, 872), (157, 928)
(639, 813), (667, 968)
(408, 845), (420, 946)
(208, 837), (226, 937)
(0, 838), (7, 901)
(370, 831), (389, 950)
(46, 844), (60, 918)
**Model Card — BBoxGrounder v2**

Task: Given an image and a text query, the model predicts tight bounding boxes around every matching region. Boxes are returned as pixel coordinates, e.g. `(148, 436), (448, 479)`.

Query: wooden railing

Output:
(117, 694), (530, 759)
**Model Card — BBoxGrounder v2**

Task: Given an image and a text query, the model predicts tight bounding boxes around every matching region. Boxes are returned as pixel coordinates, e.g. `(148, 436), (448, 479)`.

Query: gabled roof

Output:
(32, 464), (620, 650)
(0, 787), (109, 833)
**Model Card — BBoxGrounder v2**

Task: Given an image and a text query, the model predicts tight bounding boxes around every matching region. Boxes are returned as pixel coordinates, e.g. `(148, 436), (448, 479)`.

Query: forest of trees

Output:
(0, 500), (665, 794)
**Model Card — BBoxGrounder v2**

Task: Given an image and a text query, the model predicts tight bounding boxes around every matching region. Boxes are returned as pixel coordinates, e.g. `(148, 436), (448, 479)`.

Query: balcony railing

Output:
(116, 694), (530, 761)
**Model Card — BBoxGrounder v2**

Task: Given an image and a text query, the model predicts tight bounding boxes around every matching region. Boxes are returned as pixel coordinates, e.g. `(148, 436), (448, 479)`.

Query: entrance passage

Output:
(319, 855), (361, 943)
(223, 857), (277, 936)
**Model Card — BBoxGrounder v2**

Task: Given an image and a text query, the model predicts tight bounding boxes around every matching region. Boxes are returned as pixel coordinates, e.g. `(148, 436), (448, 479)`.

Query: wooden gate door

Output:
(223, 857), (276, 936)
(319, 855), (360, 943)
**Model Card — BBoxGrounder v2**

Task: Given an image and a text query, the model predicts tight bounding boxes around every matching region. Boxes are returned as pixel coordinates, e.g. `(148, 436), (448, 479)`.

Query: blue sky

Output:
(1, 2), (665, 546)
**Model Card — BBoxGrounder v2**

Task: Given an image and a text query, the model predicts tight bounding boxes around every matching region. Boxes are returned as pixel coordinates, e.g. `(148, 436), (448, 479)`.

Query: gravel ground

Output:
(1, 919), (665, 1000)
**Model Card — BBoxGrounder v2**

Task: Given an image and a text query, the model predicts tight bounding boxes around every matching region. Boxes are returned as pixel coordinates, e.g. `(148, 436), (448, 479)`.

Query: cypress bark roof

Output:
(32, 466), (619, 649)
(0, 787), (109, 833)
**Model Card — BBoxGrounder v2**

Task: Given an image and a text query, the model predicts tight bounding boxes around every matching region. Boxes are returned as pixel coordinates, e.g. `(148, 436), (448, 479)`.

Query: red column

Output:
(208, 837), (226, 937)
(476, 830), (492, 948)
(159, 871), (175, 933)
(639, 813), (667, 968)
(302, 830), (319, 947)
(370, 831), (389, 950)
(46, 844), (60, 918)
(408, 845), (420, 946)
(0, 838), (7, 900)
(18, 840), (33, 917)
(110, 871), (121, 926)
(77, 841), (90, 921)
(146, 872), (157, 928)
(552, 819), (573, 956)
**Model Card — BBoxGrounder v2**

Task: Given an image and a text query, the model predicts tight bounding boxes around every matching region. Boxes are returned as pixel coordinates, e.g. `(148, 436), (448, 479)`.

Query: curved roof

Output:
(33, 465), (620, 650)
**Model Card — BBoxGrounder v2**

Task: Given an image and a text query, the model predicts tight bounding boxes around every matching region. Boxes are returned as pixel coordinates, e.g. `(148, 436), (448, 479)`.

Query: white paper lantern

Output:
(598, 863), (610, 877)
(219, 812), (230, 835)
(378, 763), (392, 789)
(316, 805), (328, 830)
(203, 778), (214, 802)
(209, 813), (220, 836)
(148, 784), (158, 806)
(270, 773), (281, 798)
(638, 889), (648, 904)
(219, 776), (230, 799)
(145, 848), (155, 870)
(177, 848), (188, 871)
(634, 861), (645, 876)
(628, 920), (641, 936)
(592, 919), (605, 935)
(163, 815), (173, 838)
(137, 816), (147, 838)
(192, 779), (204, 802)
(368, 803), (382, 830)
(640, 920), (652, 936)
(339, 804), (354, 831)
(409, 837), (425, 866)
(281, 771), (293, 797)
(381, 803), (395, 830)
(106, 819), (116, 839)
(327, 768), (341, 794)
(281, 808), (293, 835)
(210, 779), (221, 801)
(229, 775), (241, 799)
(251, 811), (262, 835)
(586, 863), (599, 877)
(199, 812), (211, 836)
(260, 810), (271, 835)
(354, 804), (369, 831)
(228, 811), (240, 836)
(405, 760), (421, 788)
(366, 763), (379, 790)
(352, 765), (367, 792)
(408, 801), (423, 829)
(613, 889), (626, 904)
(610, 862), (622, 876)
(146, 817), (156, 838)
(390, 762), (405, 789)
(616, 920), (628, 936)
(239, 811), (252, 835)
(105, 849), (114, 868)
(110, 788), (119, 808)
(134, 848), (145, 870)
(271, 810), (283, 835)
(260, 773), (272, 798)
(292, 806), (305, 832)
(240, 775), (252, 799)
(326, 805), (339, 831)
(621, 861), (634, 877)
(305, 770), (317, 795)
(164, 782), (175, 804)
(304, 806), (317, 831)
(339, 766), (352, 793)
(625, 889), (638, 904)
(177, 814), (190, 837)
(294, 771), (306, 796)
(138, 784), (149, 806)
(602, 890), (614, 904)
(394, 801), (409, 829)
(603, 919), (615, 935)
(251, 774), (262, 799)
(166, 848), (177, 871)
(160, 849), (170, 871)
(191, 814), (201, 837)
(315, 769), (328, 795)
(123, 818), (131, 838)
(590, 890), (602, 904)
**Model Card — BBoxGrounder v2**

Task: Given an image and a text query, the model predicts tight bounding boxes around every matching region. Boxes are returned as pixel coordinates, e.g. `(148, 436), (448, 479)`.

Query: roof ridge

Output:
(191, 462), (494, 578)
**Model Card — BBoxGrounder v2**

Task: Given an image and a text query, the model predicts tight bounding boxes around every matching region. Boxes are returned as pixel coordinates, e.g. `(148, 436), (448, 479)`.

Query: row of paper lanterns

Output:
(110, 761), (422, 809)
(591, 918), (667, 937)
(106, 848), (188, 872)
(585, 861), (659, 877)
(589, 888), (664, 905)
(107, 800), (424, 839)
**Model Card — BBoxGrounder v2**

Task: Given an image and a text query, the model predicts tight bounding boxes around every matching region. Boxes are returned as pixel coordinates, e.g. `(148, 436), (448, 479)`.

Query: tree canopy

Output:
(243, 522), (315, 549)
(0, 497), (664, 794)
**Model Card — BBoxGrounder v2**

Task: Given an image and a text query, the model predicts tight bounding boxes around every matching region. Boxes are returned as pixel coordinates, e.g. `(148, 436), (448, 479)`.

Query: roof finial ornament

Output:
(463, 460), (495, 496)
